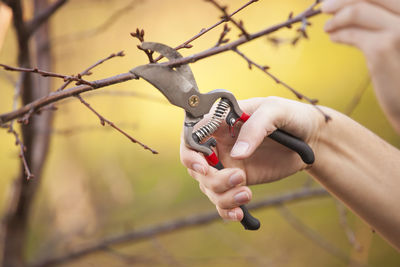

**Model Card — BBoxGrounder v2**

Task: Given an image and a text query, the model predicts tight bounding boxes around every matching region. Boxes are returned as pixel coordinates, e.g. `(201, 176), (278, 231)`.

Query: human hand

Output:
(180, 97), (323, 221)
(322, 0), (400, 133)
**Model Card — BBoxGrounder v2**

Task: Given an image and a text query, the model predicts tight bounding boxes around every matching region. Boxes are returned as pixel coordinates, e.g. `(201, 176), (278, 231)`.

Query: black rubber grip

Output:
(213, 160), (260, 231)
(268, 129), (315, 164)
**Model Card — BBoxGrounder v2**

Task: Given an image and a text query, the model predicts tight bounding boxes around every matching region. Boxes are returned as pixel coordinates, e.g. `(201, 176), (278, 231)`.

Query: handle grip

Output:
(207, 153), (260, 230)
(238, 113), (314, 165)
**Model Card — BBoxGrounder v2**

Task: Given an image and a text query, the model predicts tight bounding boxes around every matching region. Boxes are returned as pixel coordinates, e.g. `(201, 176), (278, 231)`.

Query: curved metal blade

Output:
(139, 42), (199, 92)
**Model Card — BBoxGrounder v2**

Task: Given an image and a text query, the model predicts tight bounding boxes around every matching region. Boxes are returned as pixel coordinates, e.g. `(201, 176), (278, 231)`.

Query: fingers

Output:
(189, 168), (252, 221)
(189, 167), (246, 193)
(323, 1), (399, 32)
(230, 97), (285, 159)
(328, 27), (375, 51)
(180, 135), (209, 175)
(322, 0), (400, 15)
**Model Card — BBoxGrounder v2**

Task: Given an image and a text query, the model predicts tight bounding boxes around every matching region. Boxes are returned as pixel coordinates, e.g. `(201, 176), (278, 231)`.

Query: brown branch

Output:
(57, 50), (125, 91)
(162, 8), (321, 68)
(75, 95), (158, 154)
(232, 48), (331, 121)
(0, 4), (323, 125)
(131, 28), (154, 63)
(52, 0), (143, 45)
(215, 24), (231, 47)
(154, 0), (260, 61)
(26, 0), (68, 37)
(277, 206), (366, 267)
(205, 0), (250, 39)
(29, 187), (329, 267)
(0, 64), (95, 87)
(7, 125), (34, 180)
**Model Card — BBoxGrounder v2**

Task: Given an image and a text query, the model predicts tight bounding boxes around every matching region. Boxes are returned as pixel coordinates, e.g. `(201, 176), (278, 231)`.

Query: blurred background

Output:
(0, 0), (399, 266)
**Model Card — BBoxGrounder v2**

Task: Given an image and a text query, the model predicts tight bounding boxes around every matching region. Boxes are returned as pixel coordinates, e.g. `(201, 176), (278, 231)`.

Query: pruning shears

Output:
(130, 42), (315, 231)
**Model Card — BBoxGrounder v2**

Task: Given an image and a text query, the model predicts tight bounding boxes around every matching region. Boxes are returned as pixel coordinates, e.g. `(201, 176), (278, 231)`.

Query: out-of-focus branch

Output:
(29, 188), (329, 267)
(26, 0), (68, 37)
(277, 206), (366, 267)
(76, 95), (158, 154)
(52, 0), (143, 45)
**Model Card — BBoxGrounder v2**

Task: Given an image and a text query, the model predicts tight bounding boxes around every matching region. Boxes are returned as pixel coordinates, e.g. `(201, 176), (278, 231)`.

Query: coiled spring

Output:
(194, 99), (230, 142)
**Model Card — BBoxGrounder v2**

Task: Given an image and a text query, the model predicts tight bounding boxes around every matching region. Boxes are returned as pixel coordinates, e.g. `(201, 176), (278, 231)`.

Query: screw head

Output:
(188, 95), (200, 107)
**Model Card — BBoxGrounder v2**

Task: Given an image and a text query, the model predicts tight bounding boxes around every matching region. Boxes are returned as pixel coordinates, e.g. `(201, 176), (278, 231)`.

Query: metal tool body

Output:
(131, 42), (315, 231)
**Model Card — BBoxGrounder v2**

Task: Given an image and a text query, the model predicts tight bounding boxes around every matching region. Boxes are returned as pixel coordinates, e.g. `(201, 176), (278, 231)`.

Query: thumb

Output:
(230, 101), (285, 159)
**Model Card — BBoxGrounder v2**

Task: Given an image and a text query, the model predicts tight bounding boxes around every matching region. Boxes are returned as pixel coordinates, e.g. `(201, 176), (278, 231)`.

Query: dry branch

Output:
(30, 188), (329, 267)
(0, 3), (322, 126)
(76, 95), (158, 154)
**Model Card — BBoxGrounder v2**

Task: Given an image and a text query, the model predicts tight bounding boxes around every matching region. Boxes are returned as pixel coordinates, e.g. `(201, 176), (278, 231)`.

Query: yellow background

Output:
(0, 0), (399, 266)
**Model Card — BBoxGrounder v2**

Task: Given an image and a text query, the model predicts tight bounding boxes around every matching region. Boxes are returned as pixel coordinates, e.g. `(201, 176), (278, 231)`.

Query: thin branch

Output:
(26, 0), (68, 37)
(205, 0), (250, 39)
(0, 64), (95, 87)
(0, 4), (322, 125)
(277, 205), (366, 267)
(57, 50), (125, 91)
(335, 201), (362, 251)
(52, 0), (143, 45)
(75, 95), (158, 154)
(215, 24), (231, 47)
(29, 188), (329, 267)
(7, 125), (34, 180)
(232, 48), (331, 121)
(344, 76), (371, 116)
(154, 0), (260, 61)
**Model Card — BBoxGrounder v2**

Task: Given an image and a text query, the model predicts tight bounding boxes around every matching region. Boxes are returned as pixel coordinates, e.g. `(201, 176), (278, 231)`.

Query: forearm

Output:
(308, 108), (400, 250)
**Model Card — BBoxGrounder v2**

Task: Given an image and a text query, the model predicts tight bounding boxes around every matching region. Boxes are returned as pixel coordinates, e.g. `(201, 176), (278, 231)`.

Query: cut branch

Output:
(29, 188), (329, 267)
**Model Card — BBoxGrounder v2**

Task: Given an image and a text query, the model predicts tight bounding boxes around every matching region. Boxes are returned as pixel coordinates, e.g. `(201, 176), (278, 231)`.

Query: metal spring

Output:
(194, 99), (230, 142)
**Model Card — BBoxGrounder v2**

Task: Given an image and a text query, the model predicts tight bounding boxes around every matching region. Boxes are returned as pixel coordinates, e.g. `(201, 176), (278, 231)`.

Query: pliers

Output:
(131, 42), (315, 231)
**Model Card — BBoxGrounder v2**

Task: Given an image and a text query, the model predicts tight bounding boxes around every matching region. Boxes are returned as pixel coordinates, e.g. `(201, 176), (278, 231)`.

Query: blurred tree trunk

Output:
(1, 0), (53, 266)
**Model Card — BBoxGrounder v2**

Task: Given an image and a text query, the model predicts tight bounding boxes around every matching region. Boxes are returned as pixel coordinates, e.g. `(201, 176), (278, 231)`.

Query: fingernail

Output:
(231, 141), (249, 157)
(234, 191), (249, 204)
(229, 172), (244, 187)
(192, 163), (206, 175)
(228, 211), (238, 220)
(321, 0), (337, 13)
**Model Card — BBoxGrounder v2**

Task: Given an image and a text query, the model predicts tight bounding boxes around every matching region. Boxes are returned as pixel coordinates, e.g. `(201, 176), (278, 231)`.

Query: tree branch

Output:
(26, 0), (68, 37)
(76, 95), (158, 154)
(29, 188), (329, 267)
(0, 4), (322, 125)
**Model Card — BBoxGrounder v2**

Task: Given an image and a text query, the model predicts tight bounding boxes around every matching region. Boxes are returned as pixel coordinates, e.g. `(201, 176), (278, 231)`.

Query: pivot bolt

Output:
(188, 95), (200, 107)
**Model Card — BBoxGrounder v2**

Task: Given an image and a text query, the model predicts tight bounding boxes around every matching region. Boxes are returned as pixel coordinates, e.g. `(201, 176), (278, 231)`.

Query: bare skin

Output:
(180, 0), (400, 251)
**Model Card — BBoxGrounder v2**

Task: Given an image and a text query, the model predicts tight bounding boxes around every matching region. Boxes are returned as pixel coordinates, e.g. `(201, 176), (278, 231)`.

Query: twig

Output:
(131, 28), (154, 63)
(232, 48), (331, 121)
(0, 64), (95, 87)
(205, 0), (250, 39)
(52, 0), (143, 45)
(335, 201), (362, 251)
(7, 125), (34, 180)
(277, 205), (366, 267)
(26, 0), (68, 37)
(215, 24), (231, 47)
(57, 50), (125, 91)
(344, 76), (371, 116)
(75, 95), (158, 154)
(154, 0), (260, 61)
(29, 187), (329, 267)
(0, 4), (323, 125)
